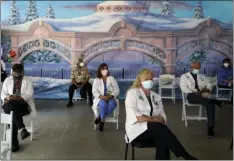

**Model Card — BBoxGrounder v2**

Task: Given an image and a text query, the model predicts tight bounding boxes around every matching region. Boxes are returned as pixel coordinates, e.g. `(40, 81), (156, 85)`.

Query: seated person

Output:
(1, 64), (36, 152)
(67, 58), (93, 107)
(180, 61), (222, 138)
(217, 58), (233, 106)
(125, 68), (197, 160)
(92, 63), (119, 131)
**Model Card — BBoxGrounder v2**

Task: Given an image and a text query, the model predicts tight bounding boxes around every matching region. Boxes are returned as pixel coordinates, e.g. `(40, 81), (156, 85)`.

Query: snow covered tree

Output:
(25, 0), (39, 22)
(45, 1), (55, 19)
(8, 0), (21, 25)
(193, 1), (204, 19)
(160, 0), (174, 16)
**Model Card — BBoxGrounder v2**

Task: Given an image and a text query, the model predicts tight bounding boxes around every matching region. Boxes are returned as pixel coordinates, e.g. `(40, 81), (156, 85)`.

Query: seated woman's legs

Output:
(97, 99), (108, 131)
(106, 98), (117, 116)
(133, 122), (197, 160)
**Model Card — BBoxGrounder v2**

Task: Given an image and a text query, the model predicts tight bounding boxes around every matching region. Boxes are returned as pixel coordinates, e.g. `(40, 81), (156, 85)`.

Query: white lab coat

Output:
(125, 88), (167, 143)
(1, 76), (37, 118)
(92, 76), (120, 117)
(180, 72), (212, 94)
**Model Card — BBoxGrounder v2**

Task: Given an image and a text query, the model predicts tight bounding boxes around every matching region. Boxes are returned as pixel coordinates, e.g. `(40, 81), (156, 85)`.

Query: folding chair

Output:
(124, 134), (154, 160)
(73, 89), (89, 104)
(94, 99), (120, 130)
(1, 111), (13, 160)
(181, 92), (207, 127)
(159, 74), (176, 103)
(216, 75), (232, 101)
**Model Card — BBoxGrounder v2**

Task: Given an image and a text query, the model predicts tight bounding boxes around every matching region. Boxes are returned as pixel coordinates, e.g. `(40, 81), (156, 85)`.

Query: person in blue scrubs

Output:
(92, 63), (119, 131)
(217, 58), (233, 106)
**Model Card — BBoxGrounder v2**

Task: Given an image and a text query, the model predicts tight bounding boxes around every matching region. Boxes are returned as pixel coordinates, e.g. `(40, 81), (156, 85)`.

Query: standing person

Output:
(92, 63), (119, 131)
(125, 68), (197, 160)
(217, 58), (233, 106)
(1, 63), (7, 83)
(1, 63), (36, 152)
(180, 61), (222, 138)
(67, 58), (93, 107)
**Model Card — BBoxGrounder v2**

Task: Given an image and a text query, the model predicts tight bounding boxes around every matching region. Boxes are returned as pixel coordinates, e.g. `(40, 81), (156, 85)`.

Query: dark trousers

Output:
(68, 82), (92, 102)
(2, 100), (31, 146)
(187, 93), (217, 128)
(218, 84), (233, 103)
(133, 122), (188, 160)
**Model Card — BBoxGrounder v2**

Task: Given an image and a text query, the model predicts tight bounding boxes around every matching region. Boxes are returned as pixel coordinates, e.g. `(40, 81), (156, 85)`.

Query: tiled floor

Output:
(0, 99), (233, 160)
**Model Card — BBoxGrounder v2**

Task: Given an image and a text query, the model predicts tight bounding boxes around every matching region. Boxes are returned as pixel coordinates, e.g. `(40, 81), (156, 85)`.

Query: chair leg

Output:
(124, 143), (129, 160)
(131, 144), (135, 160)
(30, 120), (33, 140)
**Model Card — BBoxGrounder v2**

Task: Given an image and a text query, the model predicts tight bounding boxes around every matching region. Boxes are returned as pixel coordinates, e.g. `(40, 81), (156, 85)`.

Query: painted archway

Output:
(18, 37), (72, 64)
(82, 37), (167, 65)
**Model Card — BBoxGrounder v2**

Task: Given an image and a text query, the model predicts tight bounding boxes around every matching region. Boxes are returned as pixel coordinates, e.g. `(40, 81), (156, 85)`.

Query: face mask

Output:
(141, 80), (154, 89)
(192, 69), (199, 75)
(224, 63), (229, 68)
(13, 73), (23, 80)
(79, 62), (84, 67)
(101, 70), (108, 76)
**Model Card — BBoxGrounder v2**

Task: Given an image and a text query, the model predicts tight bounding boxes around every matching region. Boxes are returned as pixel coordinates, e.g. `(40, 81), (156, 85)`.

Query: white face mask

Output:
(192, 69), (199, 75)
(141, 80), (154, 89)
(224, 63), (229, 68)
(79, 62), (84, 67)
(101, 70), (108, 76)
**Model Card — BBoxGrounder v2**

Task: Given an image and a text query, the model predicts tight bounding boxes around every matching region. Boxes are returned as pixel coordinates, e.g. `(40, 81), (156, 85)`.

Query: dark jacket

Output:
(1, 69), (7, 82)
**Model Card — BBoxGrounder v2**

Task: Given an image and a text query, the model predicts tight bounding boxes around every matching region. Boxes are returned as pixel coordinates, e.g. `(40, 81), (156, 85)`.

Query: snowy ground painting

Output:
(32, 76), (230, 100)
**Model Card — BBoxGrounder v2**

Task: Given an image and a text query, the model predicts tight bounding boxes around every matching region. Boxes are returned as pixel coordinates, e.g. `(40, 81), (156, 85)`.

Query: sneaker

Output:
(21, 129), (30, 140)
(66, 101), (74, 108)
(95, 116), (101, 124)
(98, 122), (105, 132)
(208, 127), (215, 138)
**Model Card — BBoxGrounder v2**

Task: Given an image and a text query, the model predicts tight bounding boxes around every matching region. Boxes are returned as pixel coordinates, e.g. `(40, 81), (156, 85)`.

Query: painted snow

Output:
(31, 76), (227, 100)
(2, 12), (232, 32)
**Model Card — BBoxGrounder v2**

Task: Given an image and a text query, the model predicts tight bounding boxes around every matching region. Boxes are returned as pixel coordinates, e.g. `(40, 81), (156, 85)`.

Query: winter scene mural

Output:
(1, 0), (233, 99)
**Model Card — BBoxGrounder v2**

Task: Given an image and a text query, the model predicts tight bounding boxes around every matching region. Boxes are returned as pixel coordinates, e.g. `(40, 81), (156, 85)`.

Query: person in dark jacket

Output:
(217, 58), (233, 106)
(1, 63), (7, 82)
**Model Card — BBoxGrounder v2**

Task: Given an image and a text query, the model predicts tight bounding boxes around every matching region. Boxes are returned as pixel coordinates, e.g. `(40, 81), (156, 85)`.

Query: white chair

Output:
(73, 89), (89, 104)
(1, 111), (13, 160)
(159, 74), (176, 103)
(181, 92), (207, 127)
(94, 99), (120, 130)
(216, 75), (232, 101)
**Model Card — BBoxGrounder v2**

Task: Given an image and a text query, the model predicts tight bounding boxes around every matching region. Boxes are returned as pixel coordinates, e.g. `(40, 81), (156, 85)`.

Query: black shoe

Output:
(183, 153), (197, 160)
(228, 102), (233, 107)
(208, 127), (215, 138)
(89, 100), (93, 106)
(12, 145), (20, 152)
(67, 101), (74, 108)
(98, 122), (105, 132)
(21, 129), (30, 140)
(95, 116), (101, 124)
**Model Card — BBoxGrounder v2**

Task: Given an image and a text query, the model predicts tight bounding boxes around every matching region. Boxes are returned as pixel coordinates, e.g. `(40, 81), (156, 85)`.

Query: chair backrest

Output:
(1, 111), (13, 160)
(159, 74), (175, 86)
(1, 112), (13, 125)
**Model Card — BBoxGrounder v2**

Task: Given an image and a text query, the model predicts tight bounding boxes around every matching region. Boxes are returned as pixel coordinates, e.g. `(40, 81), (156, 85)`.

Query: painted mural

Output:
(1, 0), (233, 99)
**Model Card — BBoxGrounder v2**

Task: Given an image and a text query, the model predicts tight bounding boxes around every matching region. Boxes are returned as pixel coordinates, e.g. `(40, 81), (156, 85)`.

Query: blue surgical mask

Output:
(192, 69), (199, 75)
(142, 80), (154, 89)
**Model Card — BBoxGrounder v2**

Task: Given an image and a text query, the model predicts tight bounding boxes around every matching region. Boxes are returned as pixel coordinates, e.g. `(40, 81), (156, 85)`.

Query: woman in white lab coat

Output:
(92, 63), (120, 131)
(125, 68), (197, 160)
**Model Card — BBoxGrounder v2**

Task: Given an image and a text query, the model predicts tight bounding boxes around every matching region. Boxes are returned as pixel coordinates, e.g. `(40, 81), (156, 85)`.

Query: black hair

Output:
(12, 63), (24, 73)
(97, 63), (109, 78)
